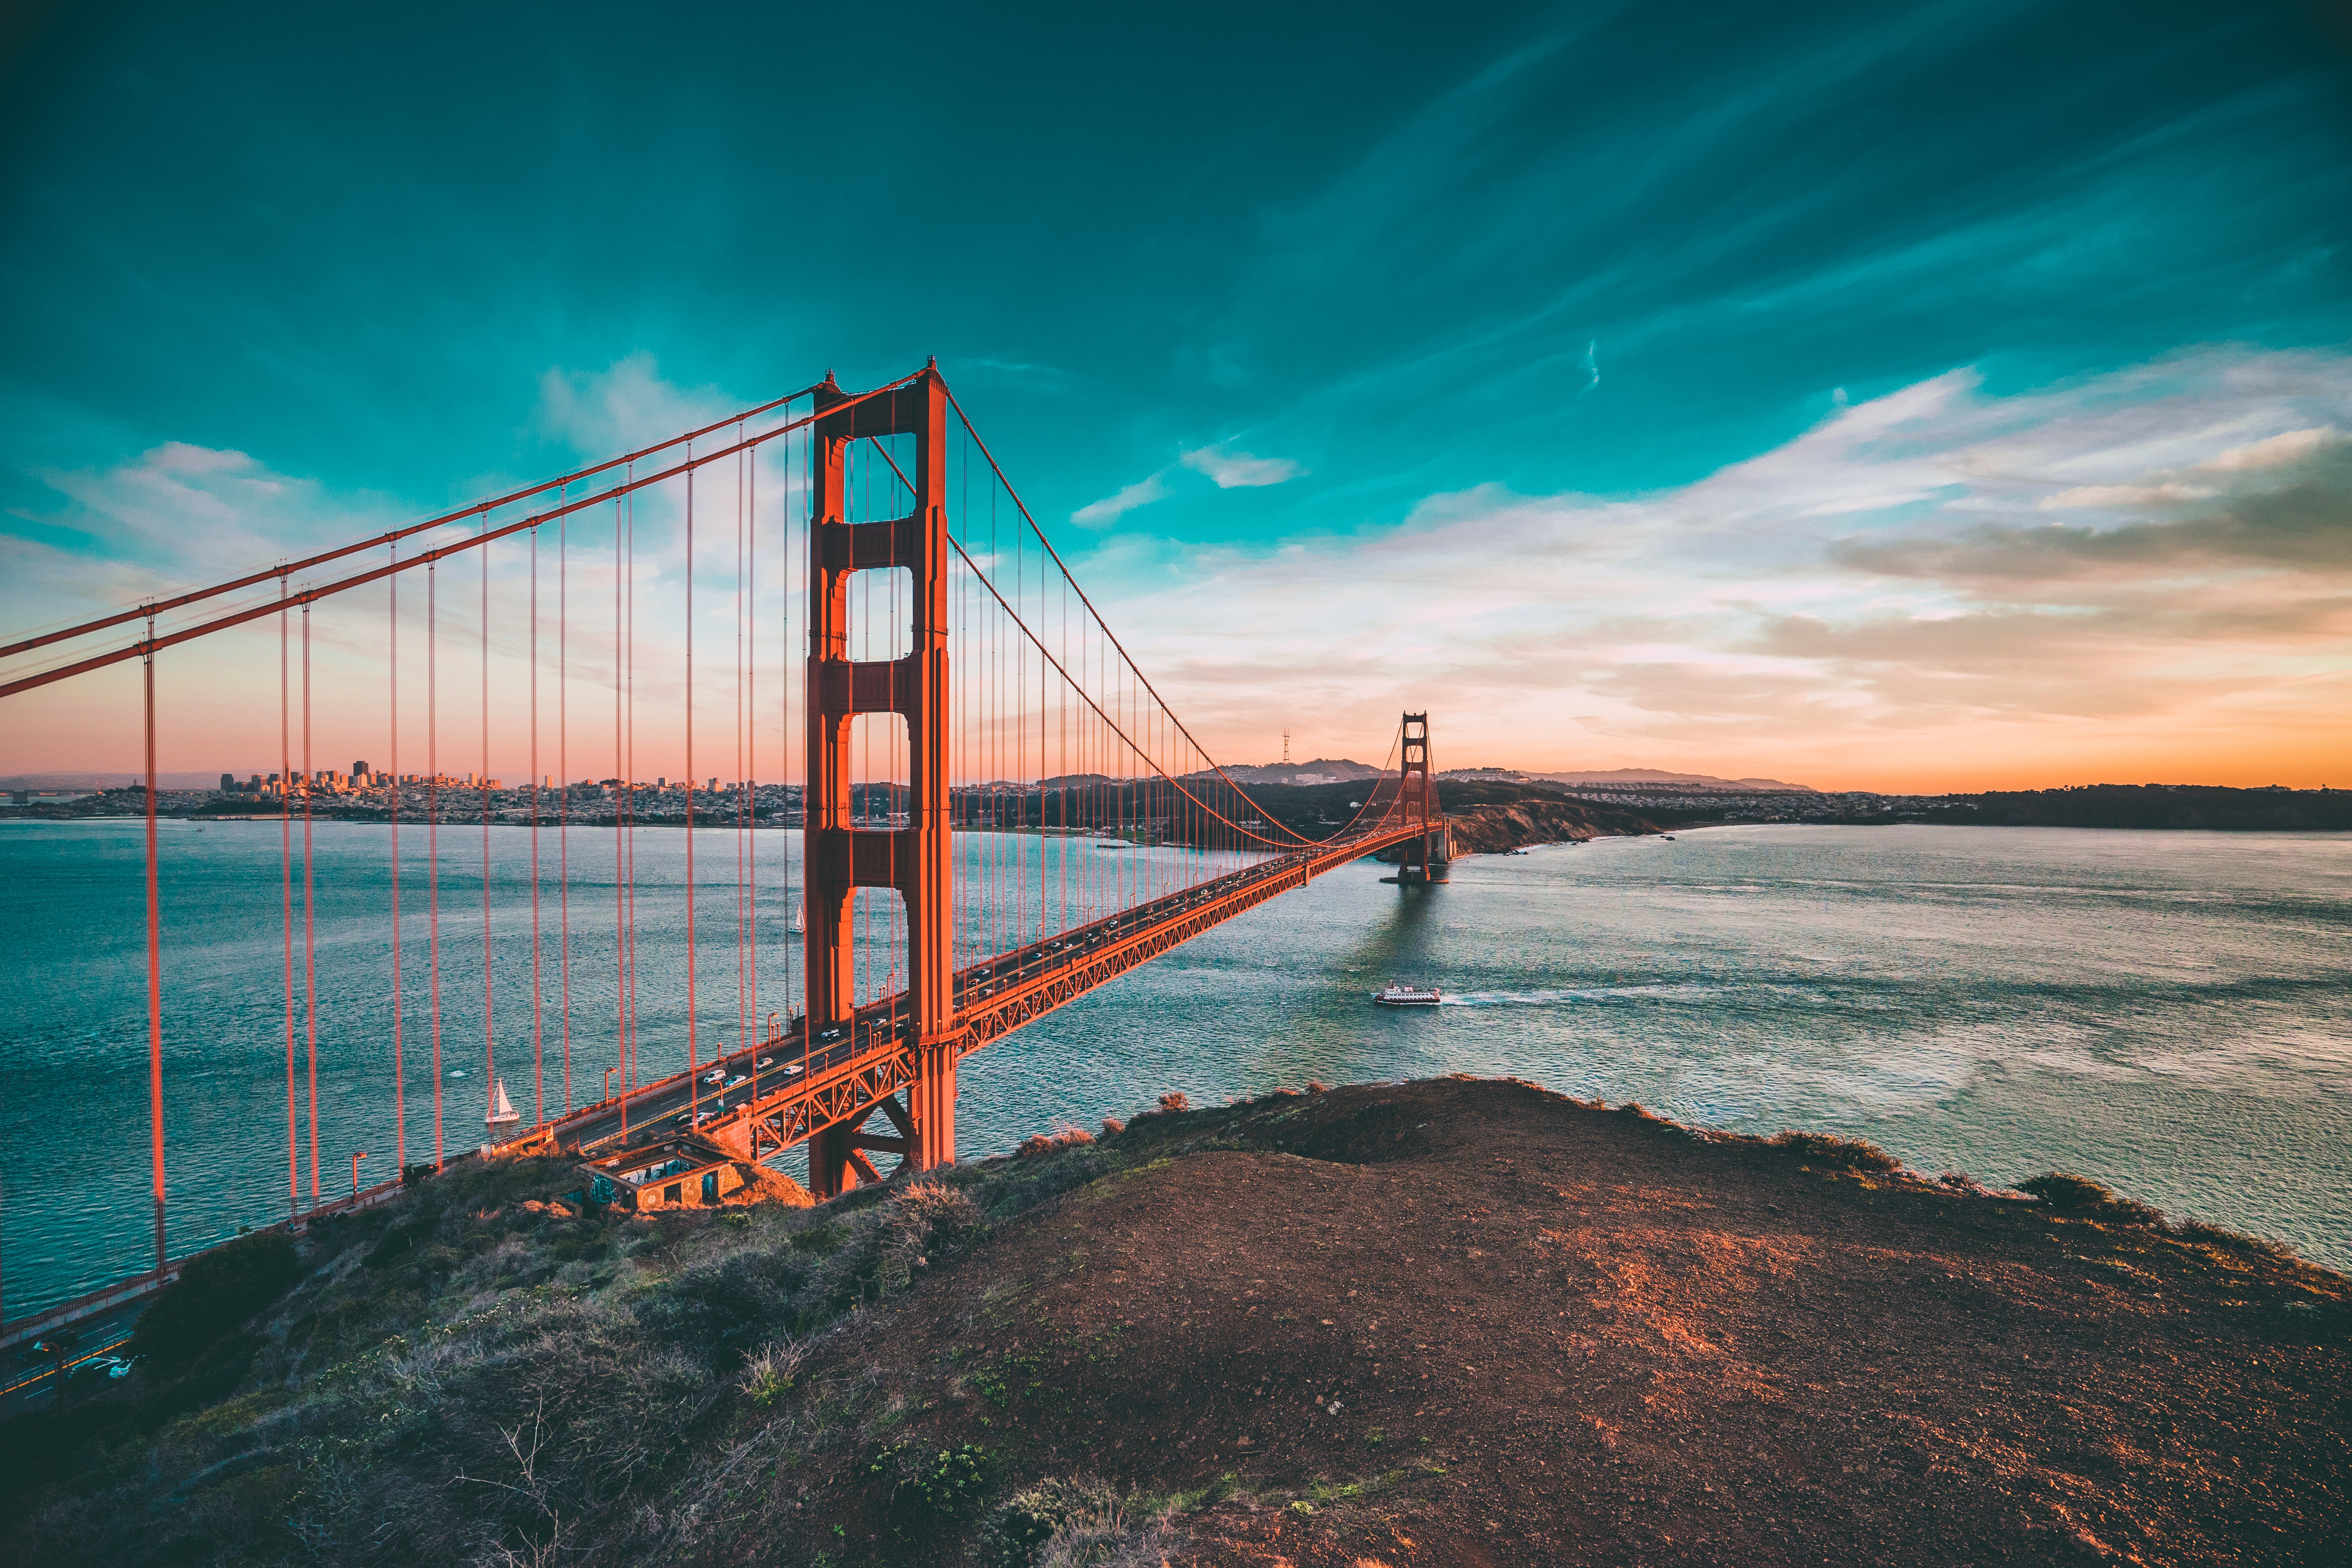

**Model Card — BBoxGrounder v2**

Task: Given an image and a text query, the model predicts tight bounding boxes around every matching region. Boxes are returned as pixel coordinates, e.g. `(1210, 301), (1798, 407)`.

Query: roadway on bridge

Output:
(546, 827), (1432, 1163)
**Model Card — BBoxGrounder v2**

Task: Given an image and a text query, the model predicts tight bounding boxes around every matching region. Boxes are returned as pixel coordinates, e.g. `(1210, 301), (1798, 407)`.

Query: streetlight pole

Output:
(603, 1065), (618, 1102)
(350, 1151), (367, 1199)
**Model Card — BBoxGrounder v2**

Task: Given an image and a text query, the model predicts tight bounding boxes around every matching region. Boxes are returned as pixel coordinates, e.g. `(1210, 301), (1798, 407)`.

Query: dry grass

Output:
(0, 1147), (1001, 1567)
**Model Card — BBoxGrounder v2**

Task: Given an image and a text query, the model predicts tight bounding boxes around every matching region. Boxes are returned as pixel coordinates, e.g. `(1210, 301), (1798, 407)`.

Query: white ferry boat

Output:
(1371, 982), (1443, 1007)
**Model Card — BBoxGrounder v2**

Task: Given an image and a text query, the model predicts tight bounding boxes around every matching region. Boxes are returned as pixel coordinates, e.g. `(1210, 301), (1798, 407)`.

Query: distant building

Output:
(221, 773), (234, 791)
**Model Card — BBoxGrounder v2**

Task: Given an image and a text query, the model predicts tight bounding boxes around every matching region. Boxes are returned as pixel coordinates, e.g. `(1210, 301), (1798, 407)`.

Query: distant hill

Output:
(1442, 766), (1818, 793)
(2, 771), (231, 792)
(1193, 757), (1390, 786)
(1957, 784), (2352, 831)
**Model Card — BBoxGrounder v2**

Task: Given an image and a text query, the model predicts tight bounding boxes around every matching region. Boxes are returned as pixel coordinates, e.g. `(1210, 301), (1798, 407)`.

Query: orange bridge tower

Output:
(1394, 711), (1451, 883)
(802, 364), (959, 1195)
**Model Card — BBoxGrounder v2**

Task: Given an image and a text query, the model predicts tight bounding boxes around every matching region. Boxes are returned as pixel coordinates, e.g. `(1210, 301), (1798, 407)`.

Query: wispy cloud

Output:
(1073, 442), (1307, 526)
(1177, 445), (1305, 488)
(1071, 472), (1169, 528)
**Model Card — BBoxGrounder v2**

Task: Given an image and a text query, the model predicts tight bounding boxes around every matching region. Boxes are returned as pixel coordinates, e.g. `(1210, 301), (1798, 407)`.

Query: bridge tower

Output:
(1394, 711), (1450, 883)
(803, 365), (959, 1196)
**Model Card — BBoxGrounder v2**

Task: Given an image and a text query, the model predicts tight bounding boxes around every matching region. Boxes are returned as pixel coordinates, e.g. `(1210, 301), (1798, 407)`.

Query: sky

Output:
(3, 0), (2349, 791)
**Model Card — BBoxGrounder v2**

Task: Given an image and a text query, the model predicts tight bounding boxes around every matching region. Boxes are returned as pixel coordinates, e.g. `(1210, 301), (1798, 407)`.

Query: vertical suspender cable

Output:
(612, 495), (624, 1132)
(790, 413), (802, 1078)
(280, 578), (297, 1216)
(302, 605), (319, 1204)
(737, 428), (747, 1058)
(626, 480), (638, 1095)
(481, 527), (494, 1125)
(429, 561), (443, 1169)
(612, 495), (624, 1115)
(531, 523), (543, 1123)
(142, 616), (165, 1275)
(559, 499), (571, 1112)
(390, 544), (405, 1170)
(745, 425), (756, 1057)
(686, 452), (697, 1083)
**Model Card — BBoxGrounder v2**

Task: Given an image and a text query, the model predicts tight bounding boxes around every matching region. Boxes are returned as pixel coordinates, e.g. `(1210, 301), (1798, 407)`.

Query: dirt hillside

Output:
(1441, 794), (1661, 853)
(756, 1078), (2348, 1567)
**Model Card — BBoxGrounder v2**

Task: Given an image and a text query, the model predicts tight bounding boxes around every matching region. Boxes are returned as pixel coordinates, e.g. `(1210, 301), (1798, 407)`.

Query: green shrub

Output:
(2019, 1171), (2111, 1209)
(363, 1217), (428, 1270)
(790, 1223), (845, 1255)
(128, 1233), (302, 1376)
(739, 1337), (806, 1406)
(2020, 1171), (2164, 1224)
(873, 1440), (996, 1520)
(1769, 1130), (1901, 1172)
(142, 1332), (264, 1422)
(978, 1474), (1119, 1566)
(0, 1404), (124, 1505)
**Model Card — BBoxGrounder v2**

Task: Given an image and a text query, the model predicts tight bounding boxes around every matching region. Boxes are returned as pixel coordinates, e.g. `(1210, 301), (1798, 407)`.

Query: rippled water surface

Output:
(4, 818), (2348, 1312)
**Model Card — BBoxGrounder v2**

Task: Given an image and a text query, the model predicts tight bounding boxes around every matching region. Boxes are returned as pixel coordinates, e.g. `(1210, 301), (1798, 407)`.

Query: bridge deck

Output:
(531, 819), (1438, 1165)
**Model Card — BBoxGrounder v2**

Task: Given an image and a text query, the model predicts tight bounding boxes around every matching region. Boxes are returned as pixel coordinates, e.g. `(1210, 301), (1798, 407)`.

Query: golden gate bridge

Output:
(0, 363), (1449, 1349)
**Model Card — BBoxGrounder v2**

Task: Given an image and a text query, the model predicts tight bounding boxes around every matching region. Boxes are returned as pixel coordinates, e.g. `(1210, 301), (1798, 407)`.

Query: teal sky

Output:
(5, 1), (2350, 787)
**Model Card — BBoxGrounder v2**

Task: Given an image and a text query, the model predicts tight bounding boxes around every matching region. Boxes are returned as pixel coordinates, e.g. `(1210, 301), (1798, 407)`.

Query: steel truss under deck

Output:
(531, 815), (1443, 1175)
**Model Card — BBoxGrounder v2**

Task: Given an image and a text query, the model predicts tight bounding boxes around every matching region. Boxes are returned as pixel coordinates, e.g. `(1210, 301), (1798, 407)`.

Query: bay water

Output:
(4, 818), (2346, 1317)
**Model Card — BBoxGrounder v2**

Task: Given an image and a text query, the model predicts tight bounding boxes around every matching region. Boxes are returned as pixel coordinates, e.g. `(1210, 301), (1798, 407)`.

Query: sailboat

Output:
(486, 1078), (521, 1126)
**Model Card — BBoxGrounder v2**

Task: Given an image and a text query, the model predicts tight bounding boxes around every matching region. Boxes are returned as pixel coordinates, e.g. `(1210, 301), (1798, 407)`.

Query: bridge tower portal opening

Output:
(804, 364), (958, 1195)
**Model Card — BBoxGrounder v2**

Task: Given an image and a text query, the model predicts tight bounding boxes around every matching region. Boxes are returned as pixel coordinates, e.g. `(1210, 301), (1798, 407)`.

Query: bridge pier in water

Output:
(804, 365), (959, 1197)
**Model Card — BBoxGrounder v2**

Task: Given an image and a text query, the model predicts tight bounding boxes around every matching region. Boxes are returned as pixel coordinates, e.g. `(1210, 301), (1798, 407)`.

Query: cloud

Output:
(2040, 481), (2214, 509)
(1075, 345), (2352, 785)
(1844, 436), (2352, 581)
(1177, 445), (1305, 489)
(1073, 443), (1308, 527)
(2201, 426), (2341, 473)
(534, 352), (739, 456)
(1071, 472), (1169, 528)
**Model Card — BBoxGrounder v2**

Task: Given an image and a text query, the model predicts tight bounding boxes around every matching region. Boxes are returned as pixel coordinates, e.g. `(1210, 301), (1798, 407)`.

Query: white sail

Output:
(487, 1078), (520, 1124)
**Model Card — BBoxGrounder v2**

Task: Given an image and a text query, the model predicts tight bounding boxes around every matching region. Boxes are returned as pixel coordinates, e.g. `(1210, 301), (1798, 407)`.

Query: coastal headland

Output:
(6, 1078), (2342, 1566)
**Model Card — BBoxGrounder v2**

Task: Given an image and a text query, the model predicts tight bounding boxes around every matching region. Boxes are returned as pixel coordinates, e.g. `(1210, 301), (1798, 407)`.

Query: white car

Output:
(756, 1057), (774, 1070)
(701, 1069), (725, 1085)
(725, 1074), (747, 1089)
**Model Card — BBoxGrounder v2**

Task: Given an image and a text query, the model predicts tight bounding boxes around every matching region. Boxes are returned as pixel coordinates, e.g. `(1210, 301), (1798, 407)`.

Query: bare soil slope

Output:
(767, 1078), (2348, 1567)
